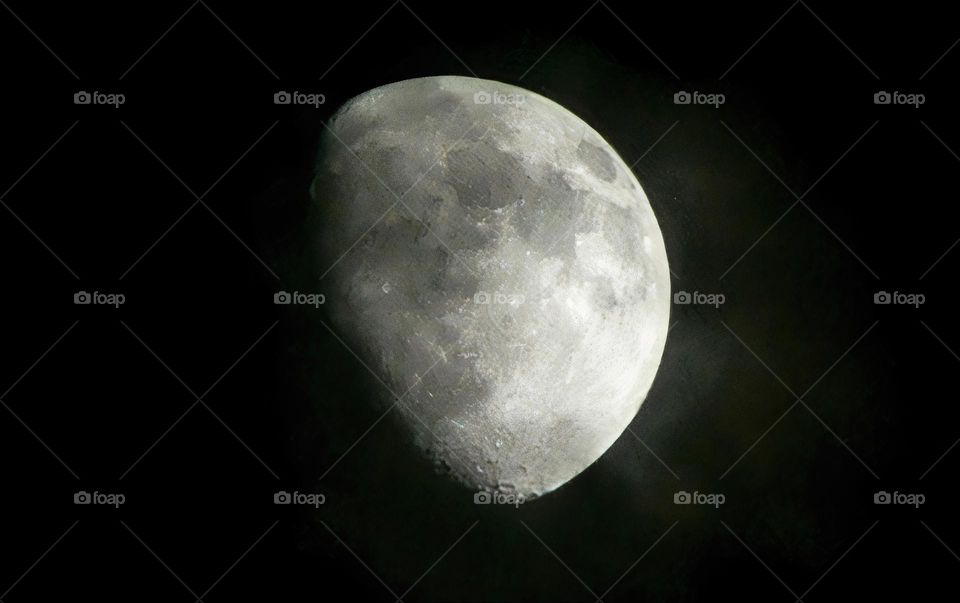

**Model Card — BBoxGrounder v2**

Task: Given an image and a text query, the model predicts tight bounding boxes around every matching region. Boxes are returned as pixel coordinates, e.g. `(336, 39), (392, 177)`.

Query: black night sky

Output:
(1, 1), (959, 601)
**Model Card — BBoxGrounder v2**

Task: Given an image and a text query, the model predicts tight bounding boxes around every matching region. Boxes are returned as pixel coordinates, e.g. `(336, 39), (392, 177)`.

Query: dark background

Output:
(2, 0), (959, 600)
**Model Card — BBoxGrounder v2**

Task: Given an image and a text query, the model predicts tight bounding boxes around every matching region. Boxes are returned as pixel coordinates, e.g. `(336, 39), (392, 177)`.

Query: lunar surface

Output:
(311, 76), (670, 498)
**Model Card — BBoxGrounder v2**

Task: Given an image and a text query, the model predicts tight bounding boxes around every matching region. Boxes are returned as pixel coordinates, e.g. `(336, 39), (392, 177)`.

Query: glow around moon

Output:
(311, 76), (670, 498)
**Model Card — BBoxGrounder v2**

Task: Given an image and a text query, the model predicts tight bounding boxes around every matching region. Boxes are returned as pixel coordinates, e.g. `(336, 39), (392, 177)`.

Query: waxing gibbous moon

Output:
(311, 76), (670, 498)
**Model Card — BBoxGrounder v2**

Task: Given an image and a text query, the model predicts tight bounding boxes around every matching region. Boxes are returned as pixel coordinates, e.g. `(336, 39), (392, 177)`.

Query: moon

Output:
(311, 76), (670, 498)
